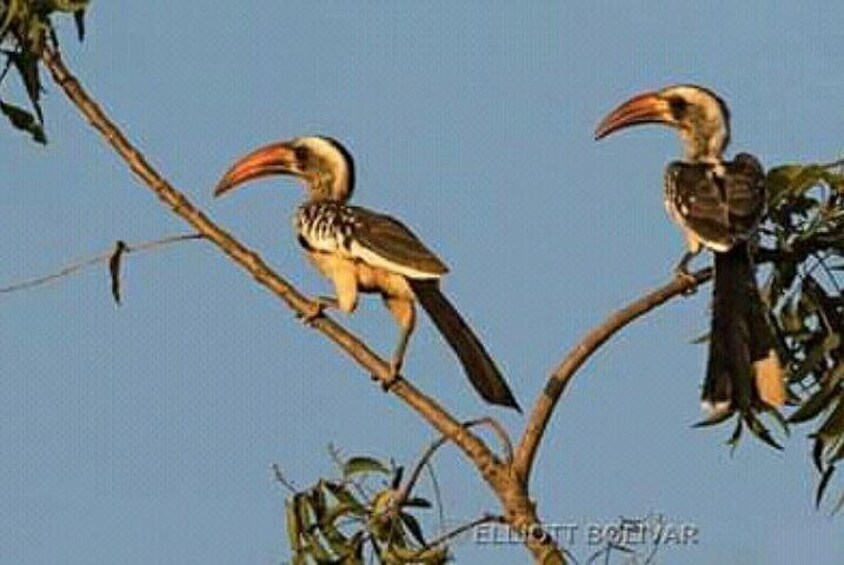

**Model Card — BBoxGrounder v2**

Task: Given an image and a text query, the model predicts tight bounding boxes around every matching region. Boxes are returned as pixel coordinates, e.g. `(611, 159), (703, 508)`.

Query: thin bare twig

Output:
(0, 233), (202, 295)
(271, 463), (298, 495)
(403, 436), (448, 503)
(473, 417), (515, 464)
(513, 268), (713, 483)
(402, 417), (514, 505)
(426, 462), (445, 535)
(418, 513), (504, 553)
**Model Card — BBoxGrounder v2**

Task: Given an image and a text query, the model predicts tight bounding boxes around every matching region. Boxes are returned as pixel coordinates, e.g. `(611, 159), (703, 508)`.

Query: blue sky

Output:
(1, 2), (843, 563)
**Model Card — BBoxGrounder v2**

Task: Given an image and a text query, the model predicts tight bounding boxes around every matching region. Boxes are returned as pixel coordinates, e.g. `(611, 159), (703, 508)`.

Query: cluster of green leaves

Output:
(0, 0), (87, 143)
(282, 454), (448, 565)
(762, 162), (844, 512)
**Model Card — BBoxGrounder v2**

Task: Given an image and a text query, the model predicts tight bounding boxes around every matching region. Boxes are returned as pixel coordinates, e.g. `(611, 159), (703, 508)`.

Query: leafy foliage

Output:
(688, 159), (844, 510)
(0, 0), (87, 143)
(277, 452), (448, 565)
(758, 161), (844, 510)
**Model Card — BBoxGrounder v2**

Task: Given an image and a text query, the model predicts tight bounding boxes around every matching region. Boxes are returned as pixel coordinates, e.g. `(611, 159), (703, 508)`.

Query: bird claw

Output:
(674, 268), (698, 295)
(381, 363), (402, 392)
(297, 297), (336, 325)
(297, 304), (324, 325)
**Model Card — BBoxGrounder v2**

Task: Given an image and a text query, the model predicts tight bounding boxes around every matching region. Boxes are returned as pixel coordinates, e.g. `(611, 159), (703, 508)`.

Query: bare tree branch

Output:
(513, 268), (713, 483)
(38, 42), (567, 565)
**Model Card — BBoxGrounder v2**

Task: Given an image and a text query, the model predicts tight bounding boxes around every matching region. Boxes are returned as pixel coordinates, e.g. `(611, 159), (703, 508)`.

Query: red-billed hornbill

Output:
(214, 136), (520, 411)
(595, 85), (786, 415)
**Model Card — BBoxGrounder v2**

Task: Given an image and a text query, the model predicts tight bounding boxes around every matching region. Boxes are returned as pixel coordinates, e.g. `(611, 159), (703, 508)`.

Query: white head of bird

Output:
(214, 136), (355, 202)
(595, 84), (731, 163)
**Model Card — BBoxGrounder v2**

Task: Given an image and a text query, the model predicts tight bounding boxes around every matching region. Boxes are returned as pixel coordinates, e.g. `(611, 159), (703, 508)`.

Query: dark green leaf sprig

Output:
(762, 160), (844, 512)
(0, 0), (88, 143)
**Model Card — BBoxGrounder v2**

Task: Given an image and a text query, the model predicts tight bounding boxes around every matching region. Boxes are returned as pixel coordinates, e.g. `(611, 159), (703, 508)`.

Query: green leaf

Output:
(73, 9), (84, 41)
(294, 492), (313, 535)
(343, 456), (389, 478)
(818, 398), (844, 441)
(300, 531), (334, 562)
(383, 543), (447, 565)
(831, 438), (844, 465)
(324, 481), (364, 511)
(816, 464), (835, 509)
(108, 240), (127, 305)
(0, 0), (24, 35)
(0, 100), (45, 143)
(692, 409), (734, 429)
(403, 497), (432, 509)
(399, 512), (426, 546)
(813, 437), (826, 473)
(47, 0), (90, 13)
(726, 416), (743, 454)
(789, 384), (840, 424)
(833, 488), (844, 515)
(286, 500), (302, 552)
(745, 413), (783, 451)
(390, 466), (404, 490)
(766, 165), (804, 203)
(7, 49), (43, 122)
(322, 501), (364, 526)
(767, 408), (791, 438)
(311, 483), (328, 516)
(347, 532), (365, 564)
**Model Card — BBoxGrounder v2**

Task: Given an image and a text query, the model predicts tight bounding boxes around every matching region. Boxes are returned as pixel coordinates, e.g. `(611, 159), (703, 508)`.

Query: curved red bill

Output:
(214, 142), (299, 197)
(594, 92), (672, 140)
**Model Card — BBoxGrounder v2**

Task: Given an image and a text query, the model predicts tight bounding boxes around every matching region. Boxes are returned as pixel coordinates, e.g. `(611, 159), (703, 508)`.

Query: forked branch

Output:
(514, 268), (713, 482)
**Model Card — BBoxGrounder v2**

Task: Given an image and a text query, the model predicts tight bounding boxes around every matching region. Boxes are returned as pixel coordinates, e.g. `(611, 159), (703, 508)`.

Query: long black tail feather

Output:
(704, 243), (784, 413)
(409, 279), (520, 411)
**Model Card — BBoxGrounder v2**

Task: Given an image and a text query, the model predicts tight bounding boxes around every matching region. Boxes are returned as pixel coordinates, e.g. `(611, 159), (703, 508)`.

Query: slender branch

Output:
(401, 418), (514, 504)
(271, 463), (298, 495)
(403, 436), (448, 502)
(513, 268), (713, 483)
(0, 233), (202, 295)
(474, 416), (515, 464)
(40, 43), (564, 564)
(427, 462), (445, 535)
(418, 513), (504, 554)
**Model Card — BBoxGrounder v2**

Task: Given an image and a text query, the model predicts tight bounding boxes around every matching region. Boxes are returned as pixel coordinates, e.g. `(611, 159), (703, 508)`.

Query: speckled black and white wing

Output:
(664, 153), (766, 252)
(294, 202), (448, 280)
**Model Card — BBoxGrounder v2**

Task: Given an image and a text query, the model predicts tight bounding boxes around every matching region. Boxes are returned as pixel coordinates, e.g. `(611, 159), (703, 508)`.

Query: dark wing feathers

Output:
(350, 206), (449, 276)
(666, 154), (765, 247)
(725, 153), (766, 236)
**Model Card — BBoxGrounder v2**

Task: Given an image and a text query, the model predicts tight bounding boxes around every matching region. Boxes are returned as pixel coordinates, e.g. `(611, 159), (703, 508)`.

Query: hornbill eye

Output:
(668, 96), (689, 119)
(294, 145), (309, 163)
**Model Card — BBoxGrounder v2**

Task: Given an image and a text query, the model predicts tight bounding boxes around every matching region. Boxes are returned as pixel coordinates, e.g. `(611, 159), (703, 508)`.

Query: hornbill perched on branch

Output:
(214, 136), (520, 411)
(595, 85), (786, 416)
